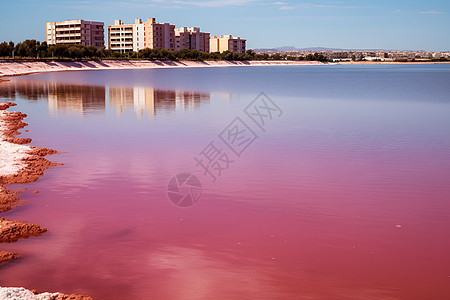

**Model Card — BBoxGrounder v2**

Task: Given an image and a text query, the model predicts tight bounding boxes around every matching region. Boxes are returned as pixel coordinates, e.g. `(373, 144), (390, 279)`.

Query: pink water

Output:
(1, 65), (450, 299)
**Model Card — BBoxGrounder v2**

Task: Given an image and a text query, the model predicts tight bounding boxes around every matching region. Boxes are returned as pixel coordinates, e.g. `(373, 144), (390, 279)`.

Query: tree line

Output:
(0, 40), (329, 62)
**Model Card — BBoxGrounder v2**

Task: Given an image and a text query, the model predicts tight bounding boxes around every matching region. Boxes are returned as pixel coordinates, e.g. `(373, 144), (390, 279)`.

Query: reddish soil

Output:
(0, 185), (21, 213)
(0, 146), (60, 185)
(33, 292), (94, 300)
(0, 102), (16, 110)
(0, 250), (18, 264)
(0, 217), (47, 243)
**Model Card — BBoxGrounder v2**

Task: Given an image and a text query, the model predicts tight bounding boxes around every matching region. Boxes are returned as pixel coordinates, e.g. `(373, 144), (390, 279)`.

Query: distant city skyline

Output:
(1, 0), (449, 51)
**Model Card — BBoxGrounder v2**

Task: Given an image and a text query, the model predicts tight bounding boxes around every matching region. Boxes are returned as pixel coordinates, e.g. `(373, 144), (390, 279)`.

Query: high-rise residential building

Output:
(108, 19), (144, 52)
(175, 27), (210, 52)
(46, 20), (104, 48)
(210, 35), (246, 53)
(143, 18), (175, 50)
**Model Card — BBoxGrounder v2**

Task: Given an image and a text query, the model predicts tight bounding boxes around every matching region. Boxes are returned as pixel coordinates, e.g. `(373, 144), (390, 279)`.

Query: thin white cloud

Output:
(272, 2), (364, 10)
(172, 0), (259, 7)
(279, 5), (295, 10)
(392, 9), (406, 14)
(419, 10), (446, 14)
(65, 0), (260, 9)
(299, 2), (360, 8)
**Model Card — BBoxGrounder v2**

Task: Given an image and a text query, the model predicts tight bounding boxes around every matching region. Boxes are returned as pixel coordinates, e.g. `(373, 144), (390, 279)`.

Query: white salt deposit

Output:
(0, 286), (68, 300)
(0, 109), (32, 177)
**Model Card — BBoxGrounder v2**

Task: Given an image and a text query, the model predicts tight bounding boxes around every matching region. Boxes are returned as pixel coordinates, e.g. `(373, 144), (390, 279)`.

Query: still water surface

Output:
(1, 64), (450, 299)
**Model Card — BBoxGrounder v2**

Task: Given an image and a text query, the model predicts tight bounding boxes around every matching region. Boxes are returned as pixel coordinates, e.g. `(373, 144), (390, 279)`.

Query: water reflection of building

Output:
(0, 79), (212, 116)
(109, 86), (210, 116)
(0, 79), (49, 101)
(0, 79), (106, 114)
(47, 82), (106, 113)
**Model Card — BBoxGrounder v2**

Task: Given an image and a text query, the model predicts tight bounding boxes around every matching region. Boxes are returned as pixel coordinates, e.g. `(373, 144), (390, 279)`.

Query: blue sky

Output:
(0, 0), (449, 51)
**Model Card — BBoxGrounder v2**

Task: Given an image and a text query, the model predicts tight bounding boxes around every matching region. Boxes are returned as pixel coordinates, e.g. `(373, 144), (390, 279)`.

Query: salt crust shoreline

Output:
(0, 103), (59, 215)
(0, 103), (91, 299)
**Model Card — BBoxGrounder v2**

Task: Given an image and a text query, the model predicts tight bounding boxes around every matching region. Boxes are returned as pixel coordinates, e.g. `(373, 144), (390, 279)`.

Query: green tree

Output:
(16, 43), (29, 57)
(68, 45), (85, 59)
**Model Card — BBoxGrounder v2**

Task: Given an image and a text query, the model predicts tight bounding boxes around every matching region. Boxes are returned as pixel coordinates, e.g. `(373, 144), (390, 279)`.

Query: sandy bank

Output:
(0, 60), (323, 77)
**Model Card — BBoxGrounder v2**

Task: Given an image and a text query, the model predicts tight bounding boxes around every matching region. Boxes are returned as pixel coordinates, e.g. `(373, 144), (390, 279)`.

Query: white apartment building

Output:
(108, 19), (144, 52)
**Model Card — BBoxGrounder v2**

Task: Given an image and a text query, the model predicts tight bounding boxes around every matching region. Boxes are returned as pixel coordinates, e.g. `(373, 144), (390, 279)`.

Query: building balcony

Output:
(56, 32), (81, 36)
(56, 27), (81, 31)
(57, 34), (82, 38)
(56, 40), (82, 44)
(110, 46), (133, 49)
(111, 38), (133, 42)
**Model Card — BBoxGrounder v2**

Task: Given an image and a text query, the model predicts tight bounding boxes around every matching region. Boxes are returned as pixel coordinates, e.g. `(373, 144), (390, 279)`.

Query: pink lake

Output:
(1, 65), (450, 299)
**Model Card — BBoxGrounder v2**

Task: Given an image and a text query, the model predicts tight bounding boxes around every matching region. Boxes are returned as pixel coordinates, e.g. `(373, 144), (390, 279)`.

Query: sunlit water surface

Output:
(1, 64), (450, 299)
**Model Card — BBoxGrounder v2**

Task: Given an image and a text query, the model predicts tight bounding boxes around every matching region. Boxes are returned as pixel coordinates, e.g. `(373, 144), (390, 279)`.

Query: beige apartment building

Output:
(143, 18), (175, 50)
(108, 18), (175, 51)
(108, 19), (144, 52)
(210, 35), (246, 53)
(175, 27), (210, 52)
(46, 20), (104, 48)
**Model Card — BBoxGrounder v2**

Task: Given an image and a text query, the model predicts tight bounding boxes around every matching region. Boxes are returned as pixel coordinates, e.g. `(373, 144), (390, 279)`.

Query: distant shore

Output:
(0, 59), (448, 78)
(337, 60), (450, 65)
